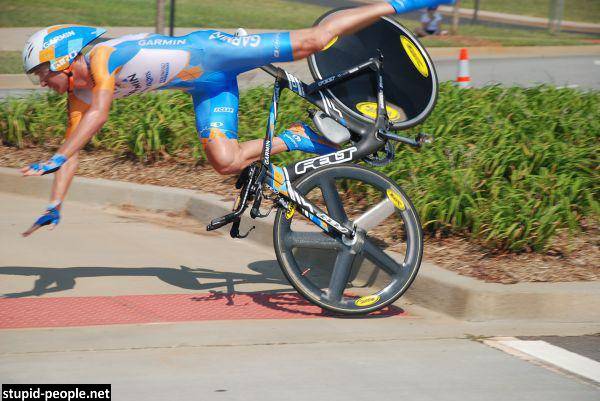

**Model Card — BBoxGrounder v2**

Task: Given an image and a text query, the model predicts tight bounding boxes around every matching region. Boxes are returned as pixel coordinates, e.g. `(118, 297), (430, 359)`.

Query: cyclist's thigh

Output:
(205, 31), (294, 74)
(192, 81), (239, 147)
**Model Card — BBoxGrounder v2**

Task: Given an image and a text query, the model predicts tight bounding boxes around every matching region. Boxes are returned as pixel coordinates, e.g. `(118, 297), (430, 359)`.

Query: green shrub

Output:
(1, 84), (598, 252)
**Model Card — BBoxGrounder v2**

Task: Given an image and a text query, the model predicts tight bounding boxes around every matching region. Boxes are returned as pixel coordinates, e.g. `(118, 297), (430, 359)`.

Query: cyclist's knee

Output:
(204, 139), (242, 175)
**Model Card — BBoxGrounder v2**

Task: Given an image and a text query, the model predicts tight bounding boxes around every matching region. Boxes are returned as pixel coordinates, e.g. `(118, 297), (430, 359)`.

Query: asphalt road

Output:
(1, 54), (598, 102)
(434, 55), (600, 90)
(1, 191), (599, 400)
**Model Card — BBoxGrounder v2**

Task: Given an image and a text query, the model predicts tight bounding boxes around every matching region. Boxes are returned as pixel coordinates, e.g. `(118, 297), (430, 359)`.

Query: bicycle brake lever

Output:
(207, 212), (238, 231)
(250, 188), (264, 218)
(230, 218), (255, 239)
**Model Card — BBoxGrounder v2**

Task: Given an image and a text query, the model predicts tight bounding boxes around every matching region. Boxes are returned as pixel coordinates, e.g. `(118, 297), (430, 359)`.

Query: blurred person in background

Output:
(415, 6), (448, 37)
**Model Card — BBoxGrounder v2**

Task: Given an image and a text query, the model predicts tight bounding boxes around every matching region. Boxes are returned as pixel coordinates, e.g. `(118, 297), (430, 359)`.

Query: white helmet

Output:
(23, 25), (106, 81)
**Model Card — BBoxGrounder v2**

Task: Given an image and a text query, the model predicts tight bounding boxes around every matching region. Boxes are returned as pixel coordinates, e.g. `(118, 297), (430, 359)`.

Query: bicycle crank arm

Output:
(378, 131), (434, 148)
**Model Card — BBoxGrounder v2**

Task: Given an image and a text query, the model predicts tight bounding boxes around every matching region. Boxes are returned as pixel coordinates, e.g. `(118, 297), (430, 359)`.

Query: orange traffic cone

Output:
(456, 48), (471, 89)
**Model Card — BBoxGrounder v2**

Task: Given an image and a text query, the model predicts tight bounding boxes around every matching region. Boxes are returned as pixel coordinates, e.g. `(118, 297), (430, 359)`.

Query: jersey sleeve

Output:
(88, 46), (117, 92)
(65, 93), (91, 139)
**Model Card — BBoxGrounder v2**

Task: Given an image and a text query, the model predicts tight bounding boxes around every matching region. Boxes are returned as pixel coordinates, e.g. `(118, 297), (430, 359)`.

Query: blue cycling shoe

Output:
(388, 0), (455, 14)
(277, 122), (338, 155)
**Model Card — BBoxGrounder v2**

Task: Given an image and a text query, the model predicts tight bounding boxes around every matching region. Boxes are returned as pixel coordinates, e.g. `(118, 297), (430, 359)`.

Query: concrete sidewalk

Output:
(2, 167), (598, 322)
(436, 5), (600, 34)
(358, 1), (600, 34)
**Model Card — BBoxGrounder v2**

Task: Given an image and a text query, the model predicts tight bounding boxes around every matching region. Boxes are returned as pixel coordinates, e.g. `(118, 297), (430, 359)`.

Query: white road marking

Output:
(486, 337), (600, 384)
(594, 60), (600, 66)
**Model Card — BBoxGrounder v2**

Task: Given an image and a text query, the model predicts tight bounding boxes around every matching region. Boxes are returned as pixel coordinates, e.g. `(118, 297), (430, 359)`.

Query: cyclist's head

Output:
(427, 6), (438, 11)
(23, 25), (106, 90)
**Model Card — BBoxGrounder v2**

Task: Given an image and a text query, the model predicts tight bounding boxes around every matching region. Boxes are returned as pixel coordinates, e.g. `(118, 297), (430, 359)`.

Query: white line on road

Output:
(594, 60), (600, 66)
(487, 338), (600, 384)
(556, 84), (580, 89)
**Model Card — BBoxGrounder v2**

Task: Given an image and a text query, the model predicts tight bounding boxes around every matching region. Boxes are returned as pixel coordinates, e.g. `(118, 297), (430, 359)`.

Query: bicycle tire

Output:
(273, 164), (423, 315)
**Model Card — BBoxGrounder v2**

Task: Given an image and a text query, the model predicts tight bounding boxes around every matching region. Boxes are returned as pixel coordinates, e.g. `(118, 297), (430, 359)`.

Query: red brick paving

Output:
(0, 293), (406, 329)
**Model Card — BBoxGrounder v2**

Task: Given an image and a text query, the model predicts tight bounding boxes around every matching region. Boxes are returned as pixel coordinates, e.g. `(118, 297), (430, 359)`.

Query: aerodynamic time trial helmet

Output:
(22, 25), (106, 84)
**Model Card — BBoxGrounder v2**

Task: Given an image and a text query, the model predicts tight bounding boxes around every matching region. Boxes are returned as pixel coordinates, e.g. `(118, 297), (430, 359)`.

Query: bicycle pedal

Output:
(416, 132), (434, 145)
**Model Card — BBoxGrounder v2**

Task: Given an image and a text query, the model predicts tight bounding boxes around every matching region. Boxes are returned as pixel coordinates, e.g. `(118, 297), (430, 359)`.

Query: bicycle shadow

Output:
(0, 261), (405, 318)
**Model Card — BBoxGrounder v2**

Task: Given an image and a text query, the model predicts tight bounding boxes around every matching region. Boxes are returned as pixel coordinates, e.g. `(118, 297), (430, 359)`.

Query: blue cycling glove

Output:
(29, 153), (67, 175)
(388, 0), (455, 14)
(34, 206), (61, 227)
(23, 202), (61, 237)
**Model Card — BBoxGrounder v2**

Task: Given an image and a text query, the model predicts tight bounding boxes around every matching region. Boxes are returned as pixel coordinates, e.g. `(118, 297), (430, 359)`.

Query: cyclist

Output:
(21, 0), (454, 236)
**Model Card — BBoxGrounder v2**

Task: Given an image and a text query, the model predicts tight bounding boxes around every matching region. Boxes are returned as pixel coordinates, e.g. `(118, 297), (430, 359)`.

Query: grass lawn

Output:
(460, 0), (600, 24)
(0, 51), (22, 74)
(0, 0), (328, 29)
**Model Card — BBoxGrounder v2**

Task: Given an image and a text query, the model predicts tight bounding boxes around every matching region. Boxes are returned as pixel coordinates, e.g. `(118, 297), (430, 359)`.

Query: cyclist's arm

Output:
(56, 47), (115, 159)
(48, 93), (90, 206)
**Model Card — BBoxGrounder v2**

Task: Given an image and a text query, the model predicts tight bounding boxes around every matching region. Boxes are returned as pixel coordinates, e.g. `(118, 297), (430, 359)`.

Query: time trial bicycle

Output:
(206, 14), (436, 315)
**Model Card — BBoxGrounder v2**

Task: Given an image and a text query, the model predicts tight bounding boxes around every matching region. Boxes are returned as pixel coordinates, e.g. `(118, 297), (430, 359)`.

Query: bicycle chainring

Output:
(362, 140), (395, 167)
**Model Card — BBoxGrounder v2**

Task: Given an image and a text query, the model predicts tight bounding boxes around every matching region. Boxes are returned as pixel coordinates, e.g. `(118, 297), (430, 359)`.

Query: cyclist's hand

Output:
(22, 154), (67, 176)
(22, 204), (61, 237)
(388, 0), (455, 14)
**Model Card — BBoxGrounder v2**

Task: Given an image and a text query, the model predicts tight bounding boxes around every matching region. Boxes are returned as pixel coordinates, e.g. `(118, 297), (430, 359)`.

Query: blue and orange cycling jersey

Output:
(67, 30), (293, 144)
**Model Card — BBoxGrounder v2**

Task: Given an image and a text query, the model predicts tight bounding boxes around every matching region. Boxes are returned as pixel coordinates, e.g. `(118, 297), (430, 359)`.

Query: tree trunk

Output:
(452, 0), (461, 35)
(156, 0), (166, 35)
(473, 0), (481, 23)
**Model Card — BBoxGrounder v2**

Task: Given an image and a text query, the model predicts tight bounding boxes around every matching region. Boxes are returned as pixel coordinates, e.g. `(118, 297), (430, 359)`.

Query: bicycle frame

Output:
(258, 56), (392, 240)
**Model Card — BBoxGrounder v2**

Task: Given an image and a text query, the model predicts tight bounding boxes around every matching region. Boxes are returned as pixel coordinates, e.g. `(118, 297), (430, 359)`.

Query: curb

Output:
(2, 166), (599, 322)
(407, 262), (600, 322)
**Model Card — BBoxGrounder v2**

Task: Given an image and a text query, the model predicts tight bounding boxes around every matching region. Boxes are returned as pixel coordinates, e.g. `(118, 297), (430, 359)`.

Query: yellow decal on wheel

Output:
(400, 35), (429, 78)
(322, 36), (338, 51)
(285, 204), (296, 220)
(355, 295), (381, 307)
(356, 102), (405, 122)
(386, 188), (406, 211)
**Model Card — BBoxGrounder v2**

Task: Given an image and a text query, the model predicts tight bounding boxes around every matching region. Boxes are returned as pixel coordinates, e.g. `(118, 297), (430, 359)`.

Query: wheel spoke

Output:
(363, 238), (404, 276)
(354, 199), (395, 232)
(285, 231), (343, 250)
(325, 249), (356, 303)
(318, 177), (347, 223)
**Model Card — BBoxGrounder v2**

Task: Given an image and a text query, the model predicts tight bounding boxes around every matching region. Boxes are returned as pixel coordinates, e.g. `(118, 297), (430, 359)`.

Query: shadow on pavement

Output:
(0, 260), (405, 318)
(0, 260), (286, 298)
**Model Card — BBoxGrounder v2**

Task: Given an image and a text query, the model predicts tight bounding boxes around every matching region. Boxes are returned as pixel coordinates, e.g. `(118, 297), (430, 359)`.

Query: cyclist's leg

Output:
(205, 3), (396, 69)
(289, 2), (395, 60)
(192, 83), (288, 175)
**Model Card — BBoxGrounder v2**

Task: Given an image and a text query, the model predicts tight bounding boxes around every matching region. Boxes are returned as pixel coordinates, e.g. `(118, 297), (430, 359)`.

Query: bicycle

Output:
(206, 14), (437, 315)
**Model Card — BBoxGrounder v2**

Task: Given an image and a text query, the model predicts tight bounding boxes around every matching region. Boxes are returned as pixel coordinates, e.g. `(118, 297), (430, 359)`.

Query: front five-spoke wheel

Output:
(273, 164), (423, 315)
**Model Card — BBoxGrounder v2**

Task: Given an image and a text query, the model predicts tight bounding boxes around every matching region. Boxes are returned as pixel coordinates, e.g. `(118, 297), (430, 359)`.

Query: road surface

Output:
(1, 191), (598, 400)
